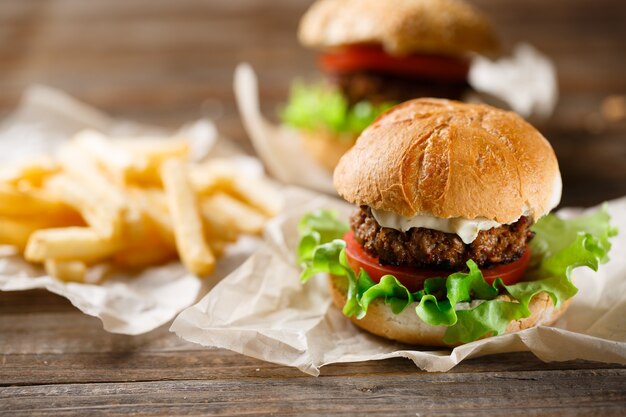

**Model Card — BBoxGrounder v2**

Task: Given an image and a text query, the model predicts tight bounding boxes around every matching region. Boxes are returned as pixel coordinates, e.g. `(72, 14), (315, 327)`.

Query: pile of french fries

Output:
(0, 130), (282, 282)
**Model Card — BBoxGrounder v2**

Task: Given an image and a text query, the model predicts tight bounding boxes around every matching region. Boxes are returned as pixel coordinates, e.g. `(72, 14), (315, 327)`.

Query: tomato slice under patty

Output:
(319, 45), (470, 83)
(343, 232), (530, 293)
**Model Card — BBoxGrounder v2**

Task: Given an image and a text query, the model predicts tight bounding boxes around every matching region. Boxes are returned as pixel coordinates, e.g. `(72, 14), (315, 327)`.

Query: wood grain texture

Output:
(0, 0), (625, 415)
(2, 370), (625, 416)
(1, 291), (625, 415)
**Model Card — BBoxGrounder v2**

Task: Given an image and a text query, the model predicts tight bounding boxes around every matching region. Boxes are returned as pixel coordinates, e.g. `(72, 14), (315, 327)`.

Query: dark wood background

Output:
(1, 0), (625, 415)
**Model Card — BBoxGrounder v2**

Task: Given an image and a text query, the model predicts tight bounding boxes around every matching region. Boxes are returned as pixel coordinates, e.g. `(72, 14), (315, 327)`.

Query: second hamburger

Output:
(282, 0), (499, 170)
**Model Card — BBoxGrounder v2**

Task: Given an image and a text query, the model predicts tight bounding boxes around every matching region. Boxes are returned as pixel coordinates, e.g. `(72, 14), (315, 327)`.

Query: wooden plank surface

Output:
(2, 371), (625, 416)
(1, 0), (626, 415)
(1, 292), (625, 417)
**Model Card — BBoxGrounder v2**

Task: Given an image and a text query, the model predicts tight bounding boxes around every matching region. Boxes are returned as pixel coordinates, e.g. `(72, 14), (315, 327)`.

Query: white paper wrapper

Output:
(171, 189), (626, 375)
(0, 86), (263, 335)
(234, 43), (558, 194)
(234, 64), (335, 195)
(468, 43), (558, 120)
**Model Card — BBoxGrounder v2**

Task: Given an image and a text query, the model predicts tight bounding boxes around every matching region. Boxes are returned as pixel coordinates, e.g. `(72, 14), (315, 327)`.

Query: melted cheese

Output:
(371, 174), (562, 244)
(371, 209), (501, 244)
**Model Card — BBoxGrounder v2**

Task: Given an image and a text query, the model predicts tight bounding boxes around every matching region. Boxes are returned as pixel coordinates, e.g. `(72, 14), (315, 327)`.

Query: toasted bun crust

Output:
(333, 99), (561, 224)
(300, 130), (357, 172)
(329, 274), (570, 347)
(299, 0), (499, 57)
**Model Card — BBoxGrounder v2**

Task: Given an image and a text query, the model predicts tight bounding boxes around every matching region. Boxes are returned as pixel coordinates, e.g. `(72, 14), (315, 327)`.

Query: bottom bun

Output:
(299, 130), (356, 172)
(328, 274), (570, 347)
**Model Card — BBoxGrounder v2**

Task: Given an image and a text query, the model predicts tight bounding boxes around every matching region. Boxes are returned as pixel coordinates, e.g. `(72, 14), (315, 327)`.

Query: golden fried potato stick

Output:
(0, 129), (280, 279)
(0, 218), (48, 251)
(0, 211), (85, 251)
(113, 213), (177, 268)
(121, 204), (151, 245)
(72, 130), (136, 185)
(227, 176), (283, 217)
(0, 156), (59, 187)
(57, 145), (127, 207)
(45, 175), (125, 238)
(207, 239), (228, 259)
(200, 192), (267, 236)
(44, 259), (87, 282)
(73, 130), (190, 187)
(161, 159), (215, 276)
(129, 188), (177, 247)
(189, 160), (282, 217)
(25, 227), (123, 263)
(117, 138), (189, 161)
(113, 243), (178, 269)
(118, 138), (190, 187)
(188, 161), (236, 195)
(0, 184), (77, 218)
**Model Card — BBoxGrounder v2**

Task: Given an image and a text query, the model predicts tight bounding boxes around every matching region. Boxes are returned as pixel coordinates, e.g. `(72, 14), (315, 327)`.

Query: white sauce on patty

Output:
(371, 172), (563, 244)
(371, 209), (502, 244)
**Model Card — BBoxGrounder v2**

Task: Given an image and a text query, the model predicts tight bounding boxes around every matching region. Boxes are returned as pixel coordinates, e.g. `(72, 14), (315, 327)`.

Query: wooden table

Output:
(1, 0), (625, 415)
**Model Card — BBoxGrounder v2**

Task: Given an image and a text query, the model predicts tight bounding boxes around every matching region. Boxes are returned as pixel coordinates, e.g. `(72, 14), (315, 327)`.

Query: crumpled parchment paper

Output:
(171, 189), (626, 375)
(234, 43), (558, 194)
(0, 85), (263, 335)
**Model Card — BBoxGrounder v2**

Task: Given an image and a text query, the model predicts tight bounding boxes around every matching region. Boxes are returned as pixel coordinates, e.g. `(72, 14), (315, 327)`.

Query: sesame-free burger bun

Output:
(299, 0), (499, 57)
(333, 98), (562, 224)
(329, 274), (570, 347)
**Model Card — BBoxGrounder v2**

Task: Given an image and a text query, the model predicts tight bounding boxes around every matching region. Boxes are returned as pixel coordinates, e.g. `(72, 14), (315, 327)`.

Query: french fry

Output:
(200, 192), (267, 235)
(189, 160), (282, 216)
(73, 130), (136, 185)
(129, 188), (176, 247)
(45, 174), (125, 238)
(0, 217), (48, 251)
(0, 213), (85, 251)
(119, 138), (190, 187)
(0, 156), (59, 187)
(72, 131), (190, 187)
(0, 184), (76, 218)
(44, 259), (87, 282)
(114, 206), (178, 268)
(121, 205), (151, 244)
(198, 199), (244, 242)
(1, 128), (278, 281)
(227, 176), (282, 217)
(201, 215), (239, 243)
(188, 161), (236, 194)
(25, 227), (123, 263)
(57, 145), (127, 205)
(161, 159), (215, 276)
(113, 243), (177, 269)
(208, 239), (228, 258)
(117, 138), (189, 161)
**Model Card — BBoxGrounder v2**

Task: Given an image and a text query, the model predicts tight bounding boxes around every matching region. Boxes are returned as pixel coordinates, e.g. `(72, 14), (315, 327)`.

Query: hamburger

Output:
(282, 0), (499, 171)
(297, 98), (616, 346)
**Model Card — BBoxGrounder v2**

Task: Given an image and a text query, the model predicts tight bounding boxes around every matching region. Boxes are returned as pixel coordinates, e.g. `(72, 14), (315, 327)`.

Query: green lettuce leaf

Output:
(297, 208), (617, 345)
(416, 260), (499, 327)
(445, 300), (528, 344)
(360, 274), (414, 315)
(530, 205), (617, 262)
(280, 82), (395, 135)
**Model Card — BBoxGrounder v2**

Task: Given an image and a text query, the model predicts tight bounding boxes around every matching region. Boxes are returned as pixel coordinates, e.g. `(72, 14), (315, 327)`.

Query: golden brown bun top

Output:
(333, 99), (562, 224)
(299, 0), (499, 57)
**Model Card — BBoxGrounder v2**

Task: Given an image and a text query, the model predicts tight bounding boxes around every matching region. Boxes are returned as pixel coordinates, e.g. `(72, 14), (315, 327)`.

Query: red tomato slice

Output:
(343, 232), (530, 293)
(319, 45), (470, 83)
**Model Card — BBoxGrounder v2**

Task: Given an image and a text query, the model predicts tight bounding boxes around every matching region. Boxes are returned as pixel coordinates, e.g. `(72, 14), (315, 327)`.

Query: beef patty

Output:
(350, 206), (534, 270)
(328, 71), (469, 106)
